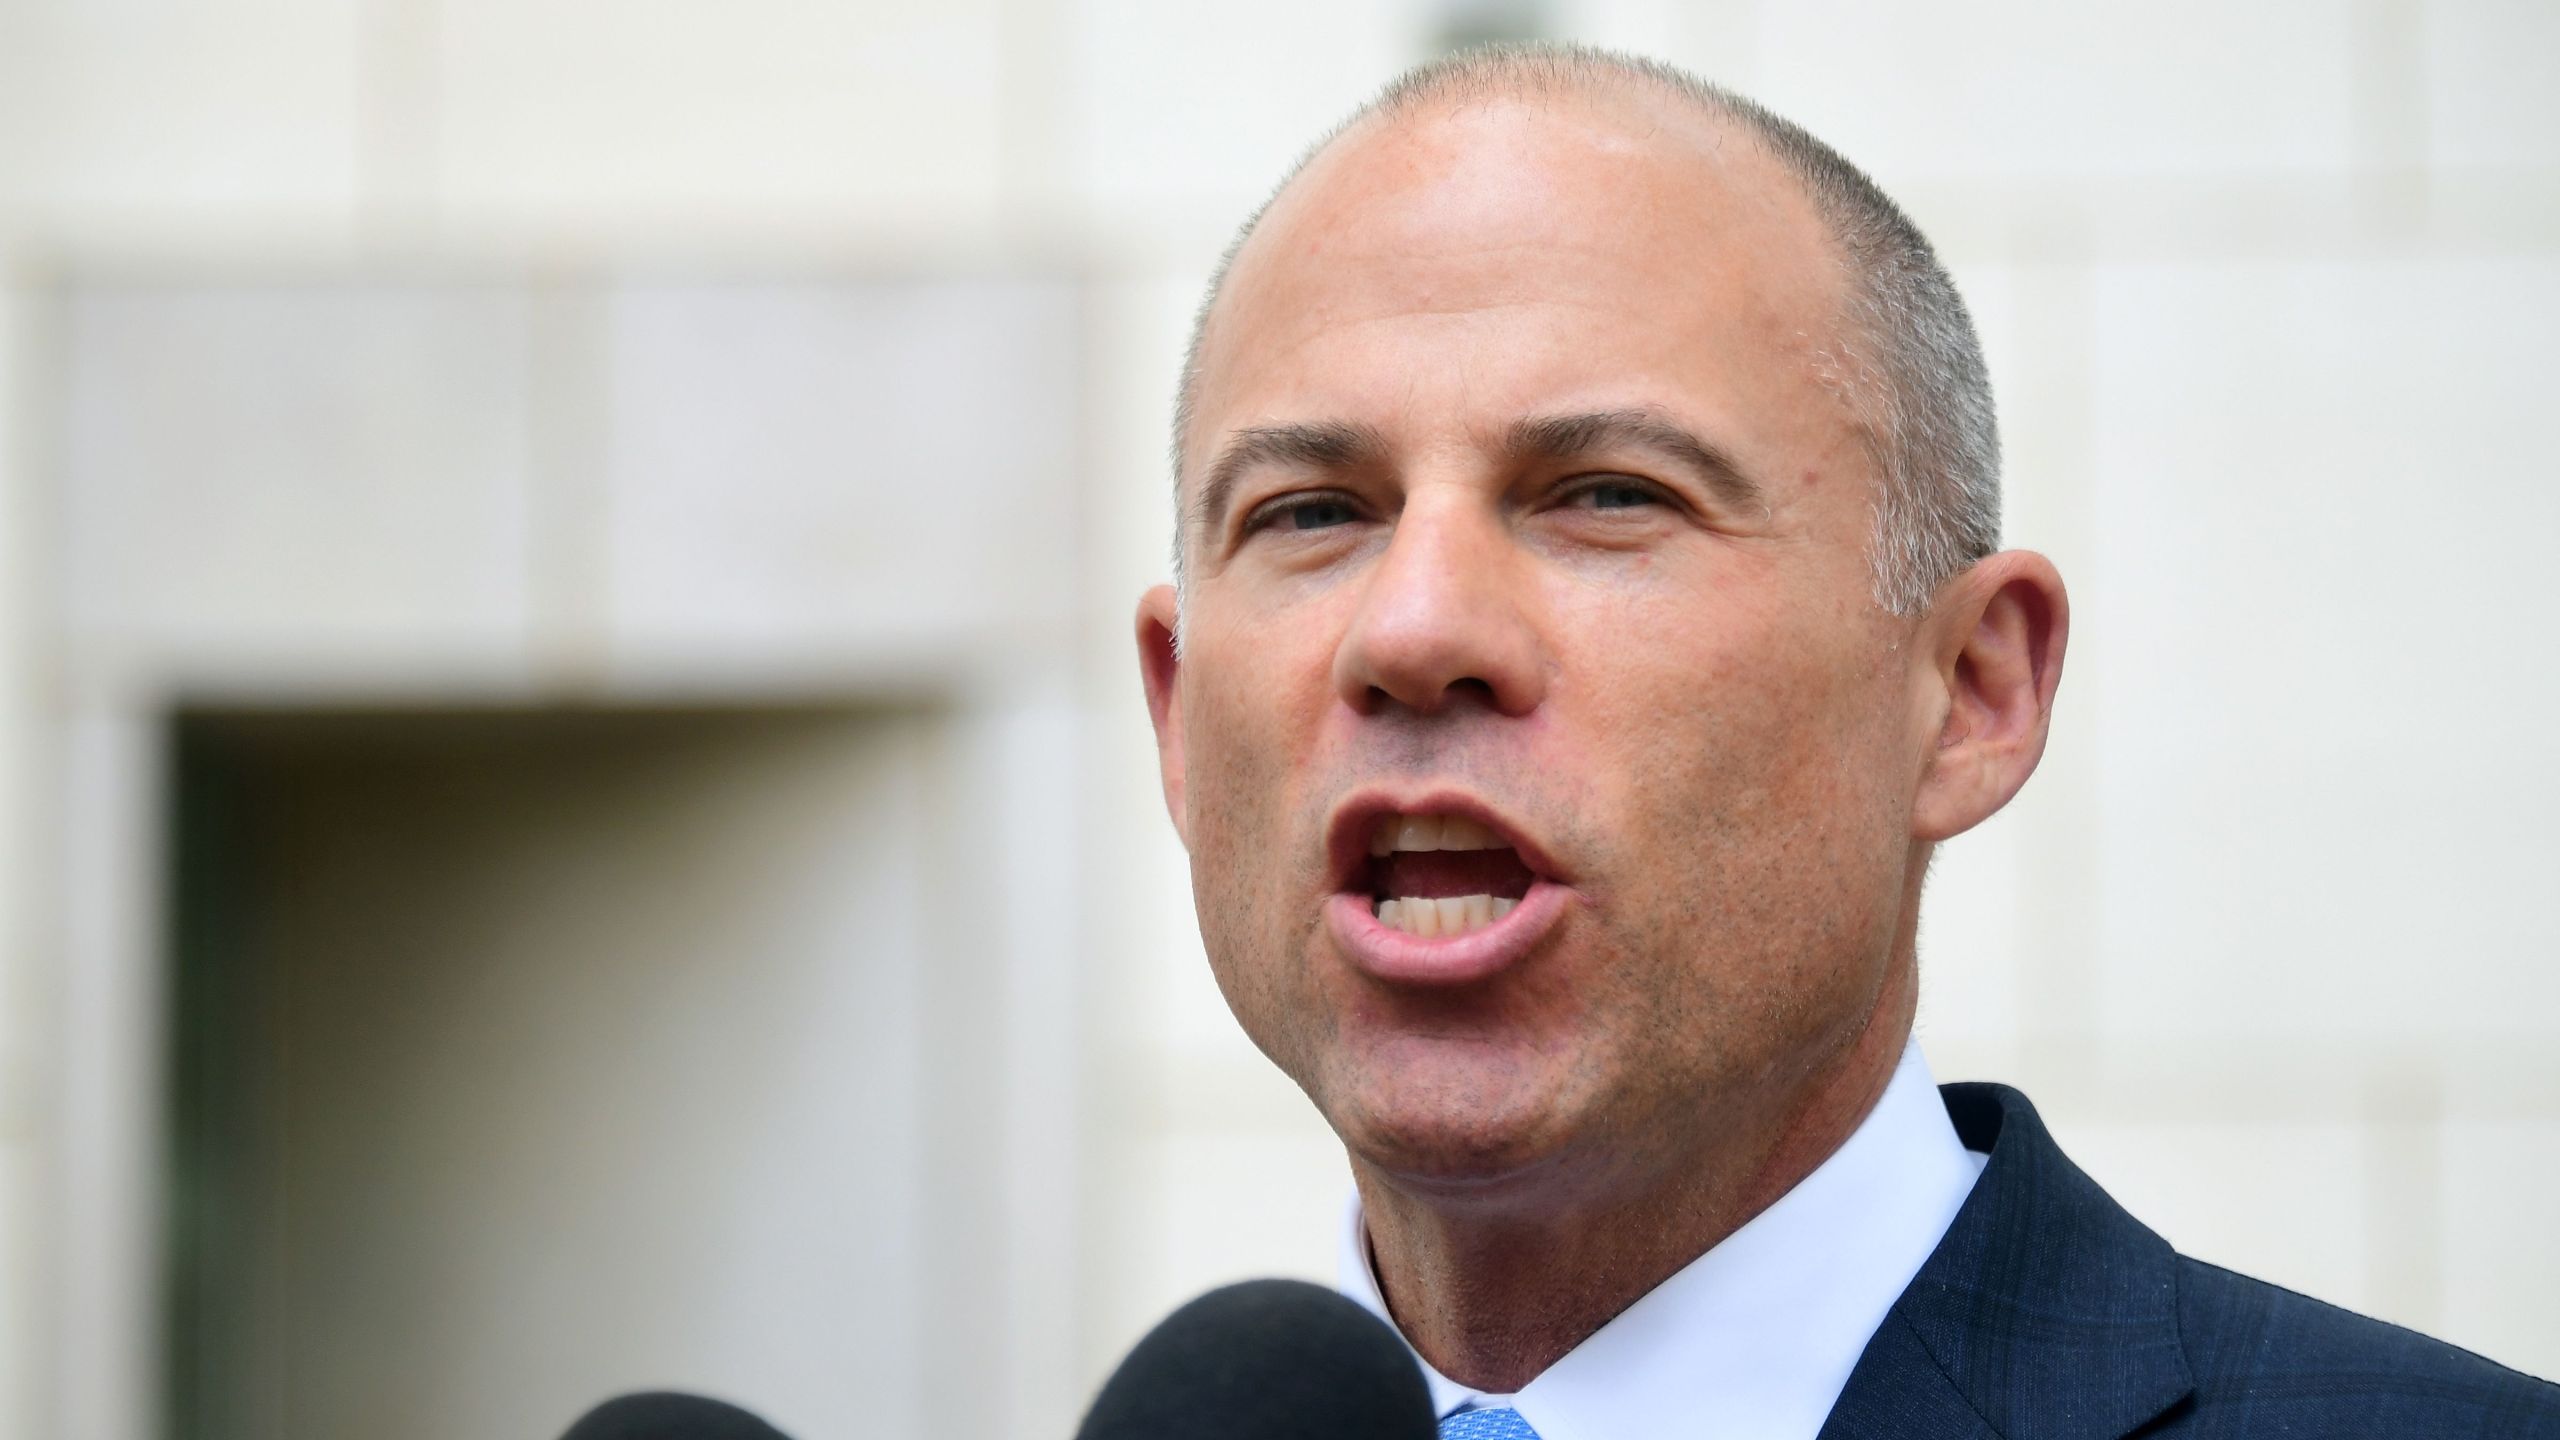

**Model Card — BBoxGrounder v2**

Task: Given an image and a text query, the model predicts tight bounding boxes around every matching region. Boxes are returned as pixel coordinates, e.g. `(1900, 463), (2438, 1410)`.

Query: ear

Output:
(1912, 550), (2069, 842)
(1135, 584), (1191, 848)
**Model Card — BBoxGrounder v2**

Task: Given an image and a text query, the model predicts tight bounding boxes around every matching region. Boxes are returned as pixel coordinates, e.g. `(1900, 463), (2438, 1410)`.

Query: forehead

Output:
(1186, 89), (1861, 492)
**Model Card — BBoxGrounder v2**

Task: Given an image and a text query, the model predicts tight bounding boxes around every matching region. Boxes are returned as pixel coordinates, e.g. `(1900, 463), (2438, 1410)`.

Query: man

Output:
(1133, 43), (2558, 1439)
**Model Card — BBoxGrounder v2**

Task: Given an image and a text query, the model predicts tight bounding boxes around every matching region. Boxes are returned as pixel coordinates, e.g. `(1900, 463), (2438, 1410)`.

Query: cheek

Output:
(1173, 634), (1344, 1029)
(1180, 644), (1326, 865)
(1576, 598), (1911, 992)
(1176, 580), (1374, 855)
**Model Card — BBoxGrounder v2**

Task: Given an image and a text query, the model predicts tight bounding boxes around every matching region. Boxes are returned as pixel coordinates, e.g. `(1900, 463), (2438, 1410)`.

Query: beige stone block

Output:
(1750, 1), (2359, 184)
(2425, 0), (2560, 171)
(2078, 257), (2560, 1044)
(0, 0), (361, 237)
(429, 0), (1007, 235)
(1077, 272), (1228, 1061)
(1542, 0), (1700, 57)
(0, 270), (30, 1006)
(0, 1143), (34, 1440)
(1083, 270), (1196, 623)
(2053, 1112), (2378, 1318)
(59, 283), (538, 673)
(1104, 1125), (1350, 1365)
(1150, 873), (1249, 1061)
(597, 278), (1079, 672)
(2438, 1115), (2560, 1377)
(1915, 806), (2026, 1066)
(1057, 0), (1423, 218)
(1941, 261), (2065, 551)
(1915, 260), (2093, 1066)
(1080, 710), (1215, 1063)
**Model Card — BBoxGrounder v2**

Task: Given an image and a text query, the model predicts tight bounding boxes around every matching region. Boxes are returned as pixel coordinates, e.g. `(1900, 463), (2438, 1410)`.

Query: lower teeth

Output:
(1375, 894), (1517, 938)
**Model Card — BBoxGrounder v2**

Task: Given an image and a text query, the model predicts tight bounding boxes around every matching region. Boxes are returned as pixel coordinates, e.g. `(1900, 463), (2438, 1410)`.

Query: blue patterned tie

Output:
(1440, 1407), (1542, 1439)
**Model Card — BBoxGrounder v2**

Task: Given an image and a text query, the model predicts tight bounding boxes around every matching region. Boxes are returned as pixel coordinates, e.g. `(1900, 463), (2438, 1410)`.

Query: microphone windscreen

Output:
(1076, 1278), (1437, 1440)
(556, 1391), (794, 1440)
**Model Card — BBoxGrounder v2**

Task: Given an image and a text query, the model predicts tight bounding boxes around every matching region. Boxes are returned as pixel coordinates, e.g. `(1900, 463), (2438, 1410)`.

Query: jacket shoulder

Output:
(1912, 1083), (2560, 1439)
(2171, 1254), (2560, 1437)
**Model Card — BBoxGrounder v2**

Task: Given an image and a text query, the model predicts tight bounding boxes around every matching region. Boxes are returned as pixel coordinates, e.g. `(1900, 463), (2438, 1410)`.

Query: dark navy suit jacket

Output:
(1817, 1084), (2560, 1438)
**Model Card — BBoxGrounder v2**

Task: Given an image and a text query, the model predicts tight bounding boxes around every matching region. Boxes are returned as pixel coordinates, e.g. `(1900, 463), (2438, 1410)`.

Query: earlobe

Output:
(1135, 585), (1191, 847)
(1913, 552), (2069, 841)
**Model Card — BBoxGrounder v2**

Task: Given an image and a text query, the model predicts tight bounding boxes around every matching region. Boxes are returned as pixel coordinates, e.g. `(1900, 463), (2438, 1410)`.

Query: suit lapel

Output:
(1816, 1308), (2001, 1439)
(1821, 1084), (2196, 1440)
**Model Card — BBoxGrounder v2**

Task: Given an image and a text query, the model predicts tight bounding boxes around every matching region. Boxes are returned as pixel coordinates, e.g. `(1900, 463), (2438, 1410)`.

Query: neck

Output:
(1356, 962), (1916, 1393)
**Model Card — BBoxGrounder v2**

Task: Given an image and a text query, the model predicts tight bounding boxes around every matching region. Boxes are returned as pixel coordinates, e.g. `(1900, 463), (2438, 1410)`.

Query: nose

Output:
(1332, 491), (1549, 717)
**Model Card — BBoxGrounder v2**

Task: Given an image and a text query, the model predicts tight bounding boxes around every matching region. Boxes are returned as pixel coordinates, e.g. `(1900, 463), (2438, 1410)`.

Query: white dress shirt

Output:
(1336, 1043), (1986, 1440)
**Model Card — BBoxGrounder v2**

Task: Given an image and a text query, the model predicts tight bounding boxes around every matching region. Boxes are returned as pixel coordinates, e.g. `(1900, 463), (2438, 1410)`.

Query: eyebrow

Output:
(1503, 409), (1766, 516)
(1193, 420), (1390, 541)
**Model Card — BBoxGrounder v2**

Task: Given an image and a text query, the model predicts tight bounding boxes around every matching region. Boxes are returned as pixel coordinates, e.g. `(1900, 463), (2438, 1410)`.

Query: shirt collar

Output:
(1336, 1042), (1986, 1440)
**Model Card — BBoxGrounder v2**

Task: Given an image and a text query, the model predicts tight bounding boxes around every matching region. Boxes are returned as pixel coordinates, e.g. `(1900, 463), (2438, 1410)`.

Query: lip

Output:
(1322, 788), (1575, 987)
(1325, 880), (1574, 986)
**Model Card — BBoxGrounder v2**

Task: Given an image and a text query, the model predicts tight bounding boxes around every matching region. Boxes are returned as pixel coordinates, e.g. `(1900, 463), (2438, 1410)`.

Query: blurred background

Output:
(0, 1), (2555, 1436)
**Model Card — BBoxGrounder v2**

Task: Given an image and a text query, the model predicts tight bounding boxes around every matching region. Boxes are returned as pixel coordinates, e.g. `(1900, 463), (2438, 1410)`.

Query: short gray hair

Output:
(1173, 42), (2000, 616)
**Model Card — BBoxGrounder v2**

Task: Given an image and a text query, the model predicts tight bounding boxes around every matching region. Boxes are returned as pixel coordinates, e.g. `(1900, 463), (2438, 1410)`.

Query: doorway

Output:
(163, 705), (965, 1440)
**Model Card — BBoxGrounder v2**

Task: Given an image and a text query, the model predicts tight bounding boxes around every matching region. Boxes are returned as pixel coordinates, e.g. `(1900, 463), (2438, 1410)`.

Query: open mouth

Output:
(1355, 811), (1540, 940)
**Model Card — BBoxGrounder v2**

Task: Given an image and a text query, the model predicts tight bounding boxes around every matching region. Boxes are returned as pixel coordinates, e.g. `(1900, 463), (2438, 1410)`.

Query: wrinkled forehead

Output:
(1183, 88), (1861, 488)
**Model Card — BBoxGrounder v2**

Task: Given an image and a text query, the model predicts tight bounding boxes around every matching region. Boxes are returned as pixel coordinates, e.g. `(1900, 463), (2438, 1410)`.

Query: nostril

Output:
(1405, 676), (1498, 715)
(1364, 677), (1498, 715)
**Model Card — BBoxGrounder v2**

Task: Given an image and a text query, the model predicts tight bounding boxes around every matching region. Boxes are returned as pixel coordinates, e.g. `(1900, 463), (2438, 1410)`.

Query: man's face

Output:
(1142, 93), (1941, 1201)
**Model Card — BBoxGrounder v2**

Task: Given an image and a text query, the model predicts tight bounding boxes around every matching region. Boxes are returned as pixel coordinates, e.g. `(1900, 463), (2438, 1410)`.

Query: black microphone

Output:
(556, 1391), (795, 1440)
(1076, 1278), (1437, 1439)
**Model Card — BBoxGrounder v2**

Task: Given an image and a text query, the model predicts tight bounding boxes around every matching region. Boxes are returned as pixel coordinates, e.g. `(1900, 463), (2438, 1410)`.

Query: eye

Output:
(1560, 476), (1667, 512)
(1244, 492), (1361, 535)
(1287, 498), (1358, 530)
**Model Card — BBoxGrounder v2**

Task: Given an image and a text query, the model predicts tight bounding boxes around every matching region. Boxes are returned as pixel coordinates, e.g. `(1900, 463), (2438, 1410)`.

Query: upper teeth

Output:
(1369, 813), (1507, 856)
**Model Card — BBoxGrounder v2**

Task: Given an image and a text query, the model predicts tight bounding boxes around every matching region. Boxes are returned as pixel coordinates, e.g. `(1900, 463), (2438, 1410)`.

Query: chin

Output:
(1315, 1048), (1589, 1196)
